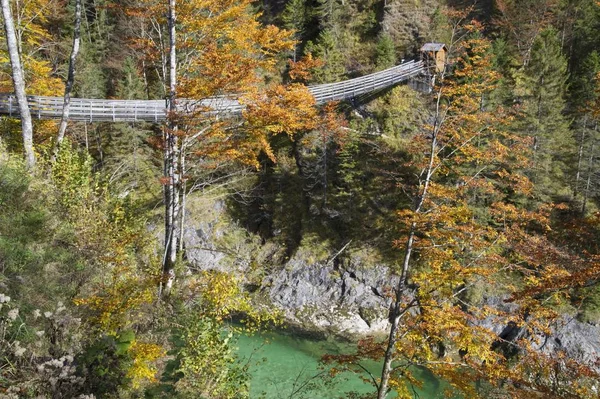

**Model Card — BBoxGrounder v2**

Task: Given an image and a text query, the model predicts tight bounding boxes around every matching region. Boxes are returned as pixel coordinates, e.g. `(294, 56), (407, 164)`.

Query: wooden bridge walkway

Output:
(0, 60), (425, 123)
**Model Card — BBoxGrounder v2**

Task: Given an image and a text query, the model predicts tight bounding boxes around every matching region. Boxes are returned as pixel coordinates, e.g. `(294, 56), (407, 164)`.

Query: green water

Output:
(236, 331), (446, 399)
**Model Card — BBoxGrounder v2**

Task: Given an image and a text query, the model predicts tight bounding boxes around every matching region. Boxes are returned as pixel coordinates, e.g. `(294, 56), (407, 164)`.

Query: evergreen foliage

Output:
(513, 28), (573, 200)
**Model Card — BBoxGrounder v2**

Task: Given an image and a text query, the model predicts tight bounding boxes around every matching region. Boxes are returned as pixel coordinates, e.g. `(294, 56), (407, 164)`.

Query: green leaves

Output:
(152, 313), (250, 399)
(116, 330), (136, 356)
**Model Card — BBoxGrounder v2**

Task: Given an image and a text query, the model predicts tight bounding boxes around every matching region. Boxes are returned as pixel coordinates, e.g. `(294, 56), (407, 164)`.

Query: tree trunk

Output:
(178, 146), (186, 254)
(582, 122), (596, 216)
(574, 116), (587, 199)
(1, 0), (35, 169)
(160, 0), (179, 297)
(54, 0), (82, 157)
(377, 86), (442, 399)
(581, 143), (594, 216)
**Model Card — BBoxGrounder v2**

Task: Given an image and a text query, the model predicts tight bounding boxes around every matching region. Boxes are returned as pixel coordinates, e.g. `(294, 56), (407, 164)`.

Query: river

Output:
(236, 330), (447, 398)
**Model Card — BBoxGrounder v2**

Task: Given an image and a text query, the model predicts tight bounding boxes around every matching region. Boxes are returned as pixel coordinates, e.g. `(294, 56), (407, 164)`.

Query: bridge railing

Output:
(309, 61), (424, 103)
(0, 60), (426, 122)
(0, 95), (167, 122)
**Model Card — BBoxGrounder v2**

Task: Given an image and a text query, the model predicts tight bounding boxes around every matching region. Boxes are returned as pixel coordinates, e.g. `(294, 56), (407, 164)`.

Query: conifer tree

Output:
(281, 0), (311, 61)
(304, 30), (346, 83)
(115, 56), (146, 100)
(514, 28), (573, 199)
(571, 52), (600, 203)
(375, 33), (396, 70)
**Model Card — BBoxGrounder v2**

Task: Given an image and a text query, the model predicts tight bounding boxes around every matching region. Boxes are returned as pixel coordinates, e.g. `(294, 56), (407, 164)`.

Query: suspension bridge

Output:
(0, 60), (427, 123)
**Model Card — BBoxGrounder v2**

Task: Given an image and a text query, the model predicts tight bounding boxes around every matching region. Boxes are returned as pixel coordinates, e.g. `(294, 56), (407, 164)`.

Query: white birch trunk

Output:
(54, 0), (82, 157)
(161, 0), (178, 297)
(1, 0), (35, 169)
(377, 77), (445, 399)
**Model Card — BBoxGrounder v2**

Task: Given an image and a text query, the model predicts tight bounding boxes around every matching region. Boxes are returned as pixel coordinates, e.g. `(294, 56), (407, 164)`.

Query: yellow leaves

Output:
(384, 26), (600, 399)
(177, 0), (294, 95)
(192, 270), (244, 320)
(253, 23), (295, 56)
(73, 266), (155, 334)
(0, 0), (62, 96)
(56, 152), (158, 334)
(127, 341), (165, 388)
(183, 271), (280, 332)
(154, 0), (324, 170)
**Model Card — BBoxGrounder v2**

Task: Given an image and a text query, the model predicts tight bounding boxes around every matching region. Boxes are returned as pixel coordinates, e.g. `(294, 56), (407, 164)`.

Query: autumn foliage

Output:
(325, 19), (600, 398)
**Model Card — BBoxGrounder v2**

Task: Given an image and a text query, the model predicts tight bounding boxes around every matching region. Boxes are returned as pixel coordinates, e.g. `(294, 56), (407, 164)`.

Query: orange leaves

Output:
(190, 83), (319, 168)
(253, 23), (295, 56)
(508, 229), (600, 301)
(288, 53), (325, 83)
(133, 0), (324, 169)
(243, 83), (318, 136)
(176, 0), (294, 97)
(381, 27), (585, 397)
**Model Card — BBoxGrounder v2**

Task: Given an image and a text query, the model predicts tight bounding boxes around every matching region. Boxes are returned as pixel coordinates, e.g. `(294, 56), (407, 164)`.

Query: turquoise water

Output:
(236, 331), (446, 399)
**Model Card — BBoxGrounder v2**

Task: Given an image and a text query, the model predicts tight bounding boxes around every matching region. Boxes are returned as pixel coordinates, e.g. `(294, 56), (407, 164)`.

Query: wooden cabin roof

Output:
(421, 43), (446, 52)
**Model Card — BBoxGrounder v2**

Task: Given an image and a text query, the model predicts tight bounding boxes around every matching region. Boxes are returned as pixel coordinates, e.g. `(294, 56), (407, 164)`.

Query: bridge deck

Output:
(0, 61), (425, 123)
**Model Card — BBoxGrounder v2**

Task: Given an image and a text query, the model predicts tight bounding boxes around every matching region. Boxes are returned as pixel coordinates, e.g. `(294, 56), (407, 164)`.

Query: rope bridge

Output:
(0, 60), (425, 123)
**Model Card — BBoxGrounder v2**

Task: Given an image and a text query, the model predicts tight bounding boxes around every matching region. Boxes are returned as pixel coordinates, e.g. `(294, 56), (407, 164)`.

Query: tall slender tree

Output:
(126, 0), (322, 295)
(160, 0), (178, 296)
(54, 0), (82, 157)
(1, 0), (35, 169)
(513, 28), (572, 199)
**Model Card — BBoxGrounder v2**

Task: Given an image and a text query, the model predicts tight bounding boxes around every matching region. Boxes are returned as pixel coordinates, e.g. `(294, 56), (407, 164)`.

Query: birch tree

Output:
(160, 0), (178, 296)
(122, 0), (321, 295)
(54, 0), (82, 157)
(373, 20), (544, 398)
(1, 0), (35, 169)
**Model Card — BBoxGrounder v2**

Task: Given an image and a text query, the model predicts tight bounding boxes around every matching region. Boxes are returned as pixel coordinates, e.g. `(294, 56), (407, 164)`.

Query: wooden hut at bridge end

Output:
(420, 43), (447, 73)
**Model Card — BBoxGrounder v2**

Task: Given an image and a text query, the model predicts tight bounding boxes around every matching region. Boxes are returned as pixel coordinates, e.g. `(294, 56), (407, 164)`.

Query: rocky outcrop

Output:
(477, 296), (600, 371)
(263, 256), (396, 338)
(537, 316), (600, 369)
(181, 195), (396, 337)
(182, 195), (600, 363)
(182, 199), (227, 272)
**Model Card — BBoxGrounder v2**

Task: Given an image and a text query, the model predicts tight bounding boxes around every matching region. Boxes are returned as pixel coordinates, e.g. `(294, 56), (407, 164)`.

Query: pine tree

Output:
(116, 56), (146, 100)
(375, 33), (396, 70)
(514, 28), (573, 199)
(281, 0), (310, 61)
(281, 0), (309, 35)
(304, 30), (346, 83)
(571, 51), (600, 211)
(316, 0), (344, 32)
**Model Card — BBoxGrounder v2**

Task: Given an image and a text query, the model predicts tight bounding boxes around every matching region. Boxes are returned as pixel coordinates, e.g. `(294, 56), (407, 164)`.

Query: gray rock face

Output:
(182, 199), (227, 272)
(476, 296), (520, 336)
(476, 296), (600, 370)
(183, 225), (226, 272)
(181, 195), (395, 337)
(536, 316), (600, 368)
(264, 256), (397, 337)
